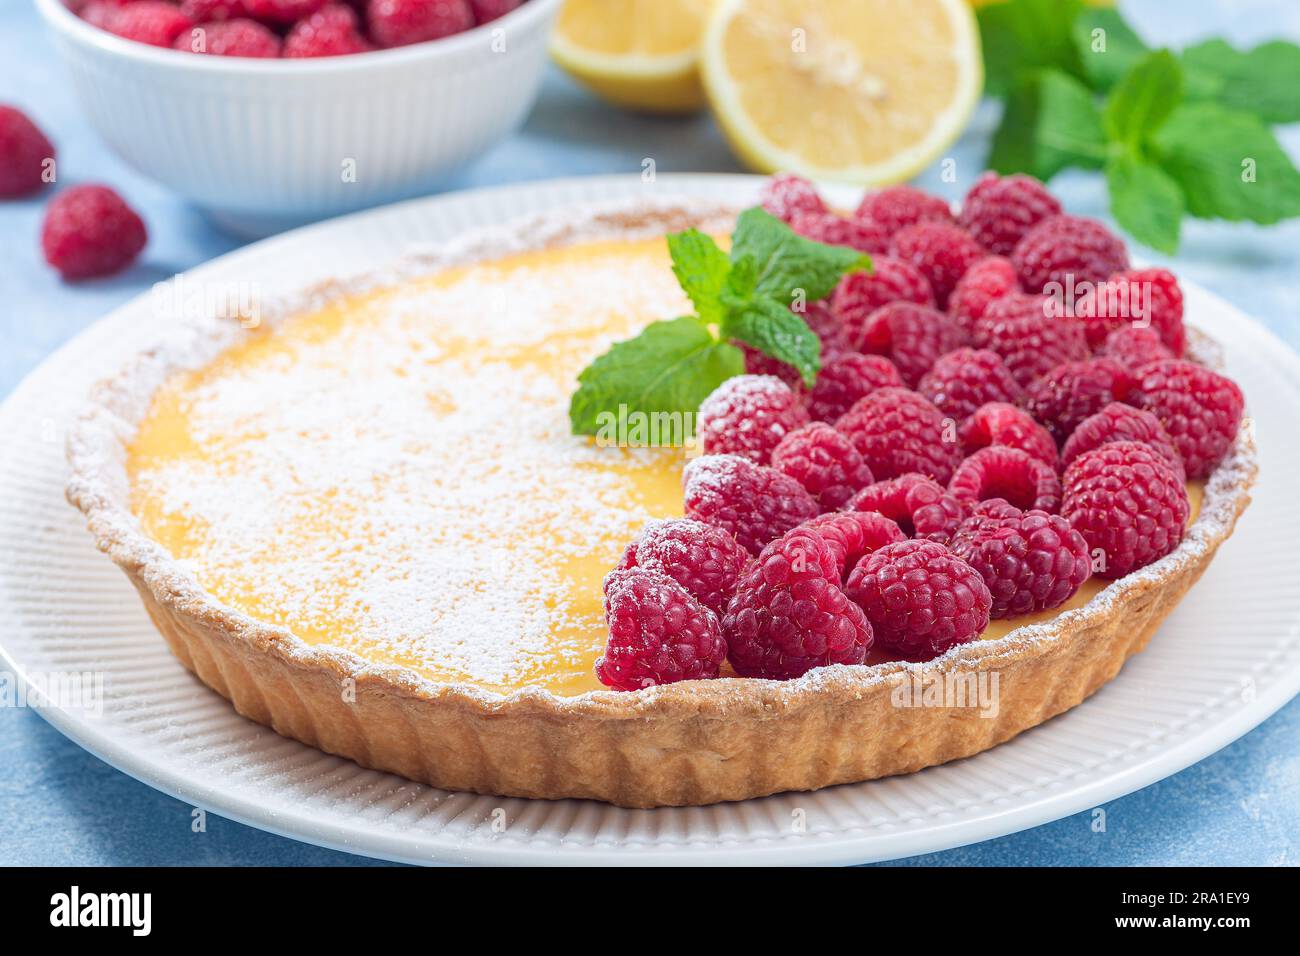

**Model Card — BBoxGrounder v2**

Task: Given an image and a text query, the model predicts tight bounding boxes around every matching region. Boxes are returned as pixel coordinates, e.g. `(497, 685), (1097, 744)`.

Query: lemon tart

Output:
(67, 197), (1257, 807)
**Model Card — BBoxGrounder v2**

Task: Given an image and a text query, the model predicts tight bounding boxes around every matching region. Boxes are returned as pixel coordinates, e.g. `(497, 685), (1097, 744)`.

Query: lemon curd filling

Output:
(128, 237), (1204, 696)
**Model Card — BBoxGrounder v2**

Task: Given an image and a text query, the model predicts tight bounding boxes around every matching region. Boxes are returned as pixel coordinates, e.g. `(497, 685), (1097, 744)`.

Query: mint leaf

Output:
(978, 0), (1084, 96)
(1103, 50), (1182, 146)
(728, 208), (869, 306)
(989, 69), (1107, 179)
(1182, 39), (1300, 124)
(721, 297), (821, 387)
(1073, 7), (1149, 92)
(1106, 152), (1184, 253)
(667, 228), (730, 327)
(1150, 102), (1300, 224)
(568, 317), (744, 438)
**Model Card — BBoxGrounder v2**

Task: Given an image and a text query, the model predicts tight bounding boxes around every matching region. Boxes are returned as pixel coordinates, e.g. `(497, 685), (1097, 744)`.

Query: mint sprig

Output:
(568, 209), (869, 440)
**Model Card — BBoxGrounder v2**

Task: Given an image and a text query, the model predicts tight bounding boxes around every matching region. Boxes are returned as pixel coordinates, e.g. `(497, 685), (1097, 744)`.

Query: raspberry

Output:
(890, 221), (986, 308)
(0, 106), (55, 199)
(683, 454), (819, 555)
(83, 1), (194, 47)
(760, 173), (827, 221)
(176, 18), (281, 56)
(805, 352), (903, 422)
(973, 292), (1089, 386)
(1011, 214), (1130, 294)
(799, 299), (851, 355)
(959, 401), (1058, 467)
(1097, 326), (1175, 370)
(285, 4), (373, 56)
(1061, 402), (1184, 481)
(789, 211), (889, 254)
(855, 185), (953, 238)
(368, 0), (474, 47)
(1073, 268), (1185, 357)
(596, 568), (725, 691)
(948, 445), (1062, 513)
(1130, 360), (1245, 480)
(834, 387), (962, 484)
(845, 301), (968, 387)
(1061, 441), (1190, 578)
(846, 473), (965, 544)
(722, 535), (873, 679)
(830, 256), (936, 331)
(697, 374), (810, 465)
(1023, 358), (1133, 445)
(242, 0), (328, 24)
(797, 511), (907, 580)
(178, 0), (249, 22)
(844, 540), (991, 661)
(41, 184), (147, 281)
(469, 0), (521, 23)
(771, 422), (874, 511)
(948, 501), (1091, 618)
(947, 255), (1018, 334)
(958, 173), (1062, 256)
(917, 347), (1024, 421)
(616, 518), (752, 618)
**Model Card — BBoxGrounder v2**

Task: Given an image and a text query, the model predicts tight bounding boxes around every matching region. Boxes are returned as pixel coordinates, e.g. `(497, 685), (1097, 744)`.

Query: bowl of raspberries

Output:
(35, 0), (560, 234)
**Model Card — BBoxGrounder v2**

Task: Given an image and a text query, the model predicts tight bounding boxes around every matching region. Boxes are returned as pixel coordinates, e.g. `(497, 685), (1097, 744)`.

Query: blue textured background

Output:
(2, 0), (1298, 865)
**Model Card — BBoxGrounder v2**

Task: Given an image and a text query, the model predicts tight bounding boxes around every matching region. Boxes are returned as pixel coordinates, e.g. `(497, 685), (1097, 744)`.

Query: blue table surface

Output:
(2, 0), (1298, 866)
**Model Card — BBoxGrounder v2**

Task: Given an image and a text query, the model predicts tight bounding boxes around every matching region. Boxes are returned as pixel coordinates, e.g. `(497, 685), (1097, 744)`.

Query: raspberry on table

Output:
(855, 185), (953, 238)
(1061, 441), (1190, 578)
(1011, 214), (1130, 294)
(683, 454), (820, 555)
(804, 352), (903, 422)
(83, 1), (195, 47)
(176, 18), (282, 56)
(722, 536), (874, 679)
(41, 184), (147, 281)
(948, 445), (1062, 513)
(1073, 268), (1185, 357)
(789, 211), (889, 254)
(947, 255), (1019, 334)
(917, 347), (1024, 422)
(1098, 325), (1175, 369)
(948, 500), (1092, 618)
(242, 0), (329, 24)
(1061, 402), (1185, 481)
(830, 256), (936, 330)
(846, 473), (965, 544)
(697, 374), (810, 465)
(470, 0), (522, 23)
(1023, 358), (1133, 445)
(1130, 360), (1245, 479)
(368, 0), (474, 47)
(797, 511), (907, 581)
(960, 401), (1059, 467)
(284, 4), (374, 57)
(0, 105), (55, 199)
(834, 386), (962, 484)
(889, 221), (986, 308)
(958, 172), (1062, 256)
(845, 301), (968, 387)
(844, 540), (991, 661)
(596, 568), (726, 691)
(616, 517), (752, 618)
(771, 422), (875, 511)
(760, 172), (827, 222)
(973, 291), (1090, 386)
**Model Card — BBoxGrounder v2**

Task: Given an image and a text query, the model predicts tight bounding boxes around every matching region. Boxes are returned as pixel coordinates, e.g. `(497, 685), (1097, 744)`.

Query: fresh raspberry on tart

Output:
(855, 185), (953, 238)
(844, 540), (992, 662)
(948, 445), (1062, 513)
(959, 401), (1059, 468)
(1129, 360), (1245, 480)
(889, 221), (986, 308)
(1061, 441), (1190, 578)
(846, 473), (965, 544)
(805, 352), (904, 422)
(771, 422), (875, 511)
(1061, 402), (1185, 481)
(835, 387), (962, 484)
(1011, 214), (1130, 294)
(683, 454), (820, 556)
(947, 255), (1019, 335)
(958, 173), (1062, 257)
(973, 292), (1090, 386)
(797, 511), (907, 581)
(845, 301), (968, 387)
(616, 518), (752, 618)
(789, 211), (889, 254)
(760, 172), (828, 221)
(1072, 267), (1185, 356)
(596, 568), (726, 691)
(916, 347), (1024, 422)
(1097, 325), (1175, 370)
(1022, 358), (1133, 446)
(697, 374), (809, 465)
(948, 500), (1092, 618)
(830, 256), (936, 323)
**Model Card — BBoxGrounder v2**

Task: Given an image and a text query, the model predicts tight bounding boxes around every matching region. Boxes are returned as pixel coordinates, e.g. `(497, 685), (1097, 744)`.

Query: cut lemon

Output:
(549, 0), (711, 114)
(701, 0), (983, 184)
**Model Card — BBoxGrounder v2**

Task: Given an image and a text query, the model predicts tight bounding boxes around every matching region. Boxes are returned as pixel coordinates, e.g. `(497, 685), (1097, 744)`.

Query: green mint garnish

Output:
(568, 208), (870, 440)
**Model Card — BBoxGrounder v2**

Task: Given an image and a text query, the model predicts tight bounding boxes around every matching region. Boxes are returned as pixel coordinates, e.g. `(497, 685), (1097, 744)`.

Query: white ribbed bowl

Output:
(35, 0), (561, 235)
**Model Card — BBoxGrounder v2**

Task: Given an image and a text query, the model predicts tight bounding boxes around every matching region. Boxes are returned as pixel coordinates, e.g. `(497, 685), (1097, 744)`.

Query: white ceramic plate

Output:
(2, 175), (1298, 866)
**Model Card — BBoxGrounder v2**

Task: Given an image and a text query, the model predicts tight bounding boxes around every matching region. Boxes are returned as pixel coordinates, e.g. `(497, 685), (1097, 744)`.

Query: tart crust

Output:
(66, 198), (1258, 808)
